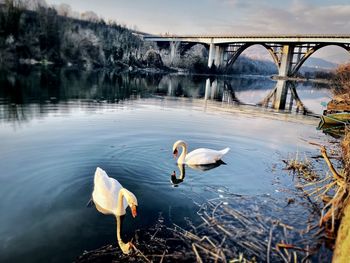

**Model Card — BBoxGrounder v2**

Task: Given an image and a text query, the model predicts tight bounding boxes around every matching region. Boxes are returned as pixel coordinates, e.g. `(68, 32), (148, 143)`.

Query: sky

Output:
(43, 0), (350, 63)
(44, 0), (350, 35)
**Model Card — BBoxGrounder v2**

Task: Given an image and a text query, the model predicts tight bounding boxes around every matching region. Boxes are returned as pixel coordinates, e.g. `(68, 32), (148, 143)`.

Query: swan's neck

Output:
(116, 188), (127, 216)
(177, 142), (187, 164)
(116, 215), (131, 254)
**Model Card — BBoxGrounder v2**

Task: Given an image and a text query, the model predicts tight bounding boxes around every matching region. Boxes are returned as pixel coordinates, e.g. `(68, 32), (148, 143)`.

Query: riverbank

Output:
(307, 64), (350, 262)
(331, 75), (350, 261)
(271, 75), (332, 84)
(332, 129), (350, 262)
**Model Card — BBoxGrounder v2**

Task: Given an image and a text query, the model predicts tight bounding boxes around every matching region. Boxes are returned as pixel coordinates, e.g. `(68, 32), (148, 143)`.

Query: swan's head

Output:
(170, 170), (184, 187)
(123, 188), (138, 218)
(172, 140), (186, 158)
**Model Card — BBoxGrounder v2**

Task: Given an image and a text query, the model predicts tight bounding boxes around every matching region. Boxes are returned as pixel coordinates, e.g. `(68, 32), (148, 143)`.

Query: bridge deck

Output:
(144, 34), (350, 44)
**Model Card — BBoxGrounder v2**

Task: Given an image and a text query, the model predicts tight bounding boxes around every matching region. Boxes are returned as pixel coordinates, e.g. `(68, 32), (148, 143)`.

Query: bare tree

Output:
(81, 10), (99, 22)
(55, 3), (71, 17)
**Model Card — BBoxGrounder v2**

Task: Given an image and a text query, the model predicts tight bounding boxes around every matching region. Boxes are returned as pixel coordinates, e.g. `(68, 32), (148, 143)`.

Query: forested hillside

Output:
(0, 0), (277, 75)
(0, 0), (162, 70)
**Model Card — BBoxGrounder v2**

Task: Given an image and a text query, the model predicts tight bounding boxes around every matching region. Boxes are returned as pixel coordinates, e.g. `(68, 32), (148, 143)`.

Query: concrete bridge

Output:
(143, 34), (350, 77)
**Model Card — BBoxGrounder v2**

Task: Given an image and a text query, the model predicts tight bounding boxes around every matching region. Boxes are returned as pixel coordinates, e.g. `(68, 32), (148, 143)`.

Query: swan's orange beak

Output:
(173, 148), (178, 159)
(131, 205), (137, 218)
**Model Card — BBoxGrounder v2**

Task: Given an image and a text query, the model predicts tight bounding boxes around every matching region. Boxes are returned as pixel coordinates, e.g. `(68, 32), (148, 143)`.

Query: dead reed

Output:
(76, 187), (327, 263)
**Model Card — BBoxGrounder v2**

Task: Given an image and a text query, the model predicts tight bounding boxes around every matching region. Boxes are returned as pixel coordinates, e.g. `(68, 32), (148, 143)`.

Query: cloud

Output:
(233, 2), (350, 34)
(42, 0), (350, 35)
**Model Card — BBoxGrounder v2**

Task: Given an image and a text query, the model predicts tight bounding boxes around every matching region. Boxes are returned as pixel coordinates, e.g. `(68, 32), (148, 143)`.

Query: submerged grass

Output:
(283, 152), (319, 182)
(76, 187), (328, 263)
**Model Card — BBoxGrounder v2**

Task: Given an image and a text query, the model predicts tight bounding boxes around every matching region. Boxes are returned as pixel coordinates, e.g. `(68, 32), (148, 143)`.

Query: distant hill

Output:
(301, 57), (338, 70)
(230, 55), (278, 75)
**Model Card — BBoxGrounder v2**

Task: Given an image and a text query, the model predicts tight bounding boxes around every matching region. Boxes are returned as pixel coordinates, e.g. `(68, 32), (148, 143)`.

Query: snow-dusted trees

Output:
(61, 27), (105, 68)
(0, 0), (154, 69)
(0, 0), (24, 37)
(23, 0), (47, 10)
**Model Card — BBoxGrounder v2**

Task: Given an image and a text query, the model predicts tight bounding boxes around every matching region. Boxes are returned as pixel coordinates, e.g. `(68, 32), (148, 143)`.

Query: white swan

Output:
(172, 140), (230, 165)
(92, 167), (138, 254)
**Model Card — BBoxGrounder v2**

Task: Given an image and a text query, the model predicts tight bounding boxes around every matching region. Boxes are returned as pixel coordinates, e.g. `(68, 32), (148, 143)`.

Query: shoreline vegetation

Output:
(330, 63), (350, 262)
(285, 64), (350, 262)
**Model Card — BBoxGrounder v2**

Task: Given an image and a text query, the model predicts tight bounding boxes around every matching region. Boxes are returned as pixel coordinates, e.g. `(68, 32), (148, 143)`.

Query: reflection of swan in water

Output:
(170, 164), (185, 186)
(91, 167), (138, 254)
(188, 159), (226, 171)
(172, 140), (230, 165)
(170, 161), (226, 186)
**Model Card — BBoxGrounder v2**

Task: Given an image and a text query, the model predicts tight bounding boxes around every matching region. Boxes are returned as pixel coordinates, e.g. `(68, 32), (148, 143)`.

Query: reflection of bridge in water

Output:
(203, 78), (309, 114)
(258, 80), (308, 113)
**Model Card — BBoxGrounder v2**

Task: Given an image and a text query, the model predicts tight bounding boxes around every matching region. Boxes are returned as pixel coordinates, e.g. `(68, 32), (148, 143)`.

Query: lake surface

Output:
(0, 69), (332, 262)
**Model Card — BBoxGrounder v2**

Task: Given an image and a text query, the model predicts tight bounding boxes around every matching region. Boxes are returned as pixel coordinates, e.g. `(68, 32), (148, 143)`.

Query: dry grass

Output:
(283, 153), (319, 181)
(332, 63), (350, 96)
(75, 187), (326, 263)
(296, 141), (350, 240)
(341, 128), (350, 177)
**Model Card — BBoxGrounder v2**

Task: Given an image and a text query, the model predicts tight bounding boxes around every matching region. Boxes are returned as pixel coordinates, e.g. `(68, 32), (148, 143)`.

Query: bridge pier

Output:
(208, 44), (225, 69)
(214, 46), (225, 68)
(208, 43), (215, 68)
(170, 41), (180, 65)
(278, 44), (294, 77)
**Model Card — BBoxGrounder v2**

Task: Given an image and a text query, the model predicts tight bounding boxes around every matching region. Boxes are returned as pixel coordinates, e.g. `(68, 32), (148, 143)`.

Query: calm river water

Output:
(0, 69), (332, 262)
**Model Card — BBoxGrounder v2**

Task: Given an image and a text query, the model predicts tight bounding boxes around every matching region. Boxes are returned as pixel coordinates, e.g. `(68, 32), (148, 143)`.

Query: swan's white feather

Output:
(185, 147), (230, 165)
(92, 167), (127, 215)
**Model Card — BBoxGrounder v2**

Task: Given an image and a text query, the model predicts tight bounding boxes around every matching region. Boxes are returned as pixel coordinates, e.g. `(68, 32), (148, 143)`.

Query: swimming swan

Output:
(92, 167), (138, 254)
(172, 140), (230, 165)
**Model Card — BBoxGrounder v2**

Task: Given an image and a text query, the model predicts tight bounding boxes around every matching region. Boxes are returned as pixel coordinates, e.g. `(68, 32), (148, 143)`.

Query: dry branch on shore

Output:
(295, 141), (349, 238)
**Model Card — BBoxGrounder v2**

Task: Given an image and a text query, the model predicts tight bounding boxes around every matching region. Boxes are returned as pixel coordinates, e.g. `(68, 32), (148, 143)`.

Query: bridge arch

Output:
(226, 43), (279, 69)
(291, 44), (350, 76)
(179, 43), (208, 56)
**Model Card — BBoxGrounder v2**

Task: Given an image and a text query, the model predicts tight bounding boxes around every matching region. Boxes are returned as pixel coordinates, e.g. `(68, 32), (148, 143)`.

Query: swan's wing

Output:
(186, 148), (227, 165)
(92, 167), (123, 214)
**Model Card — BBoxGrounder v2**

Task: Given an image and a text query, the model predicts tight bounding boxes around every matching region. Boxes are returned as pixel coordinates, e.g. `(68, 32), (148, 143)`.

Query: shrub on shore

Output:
(332, 63), (350, 97)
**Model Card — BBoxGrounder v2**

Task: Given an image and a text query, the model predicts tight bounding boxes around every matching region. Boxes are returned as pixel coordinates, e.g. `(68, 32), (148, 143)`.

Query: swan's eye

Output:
(173, 148), (178, 155)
